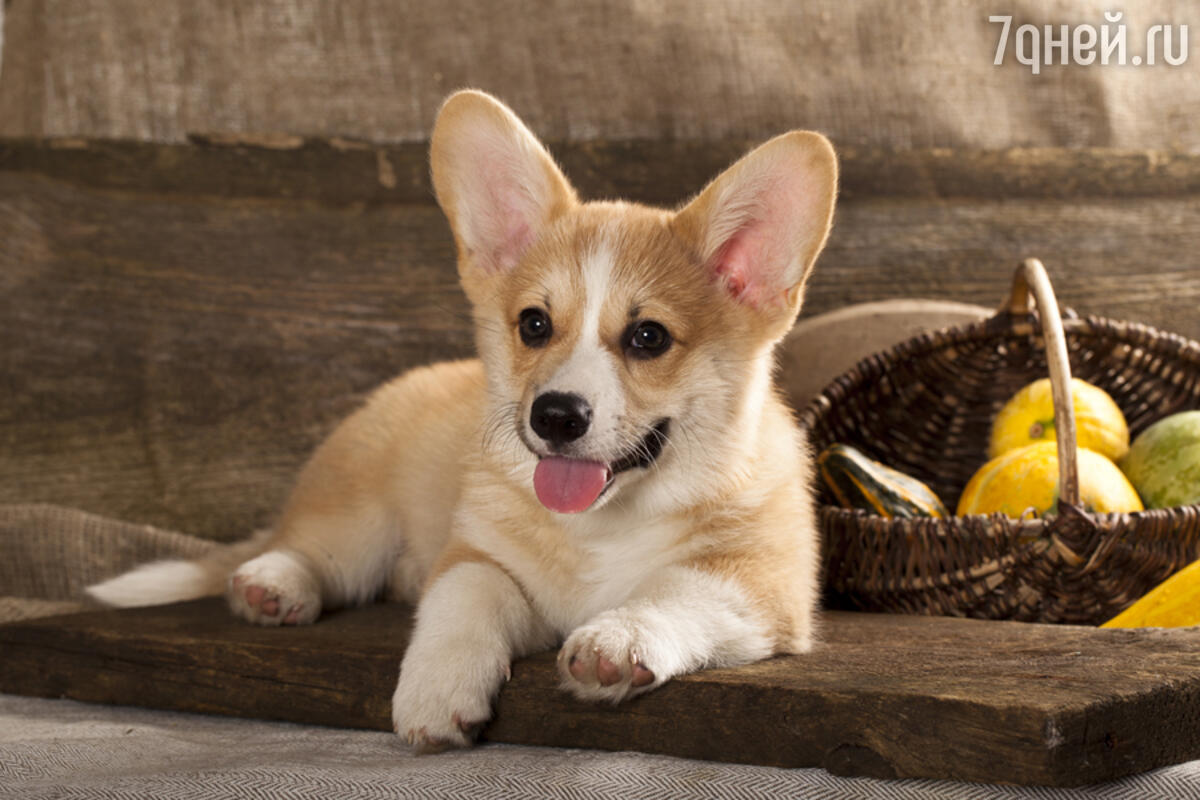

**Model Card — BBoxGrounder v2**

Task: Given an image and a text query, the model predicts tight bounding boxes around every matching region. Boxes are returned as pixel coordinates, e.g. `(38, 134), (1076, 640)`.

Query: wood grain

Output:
(3, 141), (1200, 540)
(6, 138), (1200, 206)
(0, 171), (470, 539)
(2, 600), (1200, 786)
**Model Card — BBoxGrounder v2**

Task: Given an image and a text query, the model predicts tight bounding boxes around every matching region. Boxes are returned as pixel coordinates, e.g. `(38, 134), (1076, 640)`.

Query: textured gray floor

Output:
(4, 694), (1200, 799)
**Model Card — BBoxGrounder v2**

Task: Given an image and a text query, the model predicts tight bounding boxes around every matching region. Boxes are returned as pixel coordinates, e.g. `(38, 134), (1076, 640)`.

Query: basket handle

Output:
(1004, 258), (1080, 507)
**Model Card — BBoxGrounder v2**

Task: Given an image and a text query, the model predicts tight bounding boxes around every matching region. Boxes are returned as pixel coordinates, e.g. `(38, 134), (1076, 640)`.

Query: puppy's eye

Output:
(626, 320), (671, 359)
(518, 308), (552, 347)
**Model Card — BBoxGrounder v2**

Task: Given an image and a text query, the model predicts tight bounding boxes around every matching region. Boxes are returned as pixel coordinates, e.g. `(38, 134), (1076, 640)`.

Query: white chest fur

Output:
(558, 515), (692, 630)
(459, 504), (695, 636)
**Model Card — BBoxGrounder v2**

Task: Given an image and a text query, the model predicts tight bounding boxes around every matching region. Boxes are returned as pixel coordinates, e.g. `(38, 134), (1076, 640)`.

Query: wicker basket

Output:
(800, 259), (1200, 624)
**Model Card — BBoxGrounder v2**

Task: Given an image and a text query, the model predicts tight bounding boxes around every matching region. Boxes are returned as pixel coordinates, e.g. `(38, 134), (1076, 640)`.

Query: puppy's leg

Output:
(225, 370), (462, 626)
(558, 565), (792, 703)
(392, 555), (554, 752)
(228, 500), (400, 626)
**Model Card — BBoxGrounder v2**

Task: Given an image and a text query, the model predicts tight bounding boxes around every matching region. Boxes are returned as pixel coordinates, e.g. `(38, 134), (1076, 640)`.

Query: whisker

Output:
(480, 401), (521, 455)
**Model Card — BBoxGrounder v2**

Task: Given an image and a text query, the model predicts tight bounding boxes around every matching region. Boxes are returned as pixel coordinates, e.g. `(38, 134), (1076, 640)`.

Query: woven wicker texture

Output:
(802, 267), (1200, 624)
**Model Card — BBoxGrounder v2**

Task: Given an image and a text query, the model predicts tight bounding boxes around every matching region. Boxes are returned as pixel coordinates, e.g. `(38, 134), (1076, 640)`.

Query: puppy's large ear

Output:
(431, 90), (577, 279)
(673, 132), (837, 316)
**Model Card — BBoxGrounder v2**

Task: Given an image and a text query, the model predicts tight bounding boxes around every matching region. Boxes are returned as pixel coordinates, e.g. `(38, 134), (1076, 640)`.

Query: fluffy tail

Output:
(86, 529), (273, 608)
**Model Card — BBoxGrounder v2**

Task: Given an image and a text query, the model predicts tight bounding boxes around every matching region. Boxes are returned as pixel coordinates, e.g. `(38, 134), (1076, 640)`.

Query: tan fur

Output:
(265, 359), (485, 605)
(424, 540), (498, 589)
(681, 390), (821, 652)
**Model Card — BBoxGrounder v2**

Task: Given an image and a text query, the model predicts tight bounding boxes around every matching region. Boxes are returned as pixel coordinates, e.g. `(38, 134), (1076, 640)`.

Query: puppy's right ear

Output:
(431, 90), (577, 279)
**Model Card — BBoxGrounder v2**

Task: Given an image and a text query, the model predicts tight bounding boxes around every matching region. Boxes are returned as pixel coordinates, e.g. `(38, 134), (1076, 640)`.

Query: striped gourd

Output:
(817, 444), (947, 519)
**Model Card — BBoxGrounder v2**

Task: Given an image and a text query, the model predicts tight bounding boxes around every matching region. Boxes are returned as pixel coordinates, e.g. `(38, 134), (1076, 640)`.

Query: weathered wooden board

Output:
(2, 600), (1199, 786)
(3, 141), (1200, 541)
(6, 138), (1200, 206)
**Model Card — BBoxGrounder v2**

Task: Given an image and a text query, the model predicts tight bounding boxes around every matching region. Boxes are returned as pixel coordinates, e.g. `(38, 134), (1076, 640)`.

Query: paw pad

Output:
(227, 553), (320, 626)
(559, 635), (659, 702)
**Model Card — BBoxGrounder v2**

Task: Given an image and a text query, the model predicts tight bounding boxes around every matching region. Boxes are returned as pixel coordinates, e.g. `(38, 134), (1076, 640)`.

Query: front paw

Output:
(558, 617), (660, 703)
(391, 651), (509, 753)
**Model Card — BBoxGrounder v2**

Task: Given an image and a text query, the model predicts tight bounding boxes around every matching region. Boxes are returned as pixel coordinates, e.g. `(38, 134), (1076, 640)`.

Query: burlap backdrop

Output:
(1, 0), (1198, 150)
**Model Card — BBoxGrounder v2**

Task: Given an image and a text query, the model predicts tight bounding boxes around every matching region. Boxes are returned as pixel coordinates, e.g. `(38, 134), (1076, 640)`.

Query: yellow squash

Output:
(989, 378), (1129, 462)
(1103, 557), (1200, 628)
(957, 441), (1143, 517)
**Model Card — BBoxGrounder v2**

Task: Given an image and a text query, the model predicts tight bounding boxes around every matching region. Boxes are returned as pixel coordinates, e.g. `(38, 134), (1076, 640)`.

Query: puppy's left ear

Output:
(673, 131), (837, 318)
(431, 90), (578, 281)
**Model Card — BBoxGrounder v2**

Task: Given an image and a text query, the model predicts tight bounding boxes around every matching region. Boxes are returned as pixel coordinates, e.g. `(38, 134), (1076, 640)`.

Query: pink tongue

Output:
(533, 457), (610, 513)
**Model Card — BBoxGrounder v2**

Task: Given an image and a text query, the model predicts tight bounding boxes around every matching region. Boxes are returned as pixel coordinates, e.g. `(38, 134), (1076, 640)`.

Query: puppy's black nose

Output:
(531, 392), (591, 446)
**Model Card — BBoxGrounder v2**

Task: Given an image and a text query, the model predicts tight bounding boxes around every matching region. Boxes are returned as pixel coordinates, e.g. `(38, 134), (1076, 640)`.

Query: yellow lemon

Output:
(989, 378), (1129, 461)
(957, 441), (1143, 517)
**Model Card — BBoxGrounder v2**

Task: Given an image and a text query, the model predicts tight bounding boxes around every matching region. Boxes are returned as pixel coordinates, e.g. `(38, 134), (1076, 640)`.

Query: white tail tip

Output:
(86, 560), (217, 608)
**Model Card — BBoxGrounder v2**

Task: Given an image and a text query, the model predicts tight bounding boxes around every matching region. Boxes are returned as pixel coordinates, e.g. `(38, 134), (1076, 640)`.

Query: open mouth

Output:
(609, 418), (672, 477)
(531, 419), (671, 514)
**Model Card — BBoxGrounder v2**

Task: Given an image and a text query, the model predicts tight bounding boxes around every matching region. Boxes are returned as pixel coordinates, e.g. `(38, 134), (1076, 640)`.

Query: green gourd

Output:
(1120, 411), (1200, 509)
(818, 444), (948, 519)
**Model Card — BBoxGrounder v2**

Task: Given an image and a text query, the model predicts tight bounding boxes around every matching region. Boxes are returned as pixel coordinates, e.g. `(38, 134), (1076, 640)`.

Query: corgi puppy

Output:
(88, 90), (838, 752)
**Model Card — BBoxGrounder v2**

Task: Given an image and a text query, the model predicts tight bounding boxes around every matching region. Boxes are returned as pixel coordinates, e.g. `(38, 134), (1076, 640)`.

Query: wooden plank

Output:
(0, 171), (468, 540)
(5, 138), (1200, 206)
(2, 600), (1200, 786)
(813, 196), (1200, 339)
(3, 154), (1200, 540)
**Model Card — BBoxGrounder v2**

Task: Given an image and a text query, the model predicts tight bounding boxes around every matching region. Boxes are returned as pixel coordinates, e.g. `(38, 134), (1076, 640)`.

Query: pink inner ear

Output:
(488, 200), (532, 274)
(703, 158), (828, 310)
(712, 232), (754, 299)
(708, 210), (789, 309)
(474, 177), (534, 274)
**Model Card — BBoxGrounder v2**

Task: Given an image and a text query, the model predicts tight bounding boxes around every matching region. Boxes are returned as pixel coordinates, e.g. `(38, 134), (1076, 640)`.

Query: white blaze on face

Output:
(536, 235), (625, 460)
